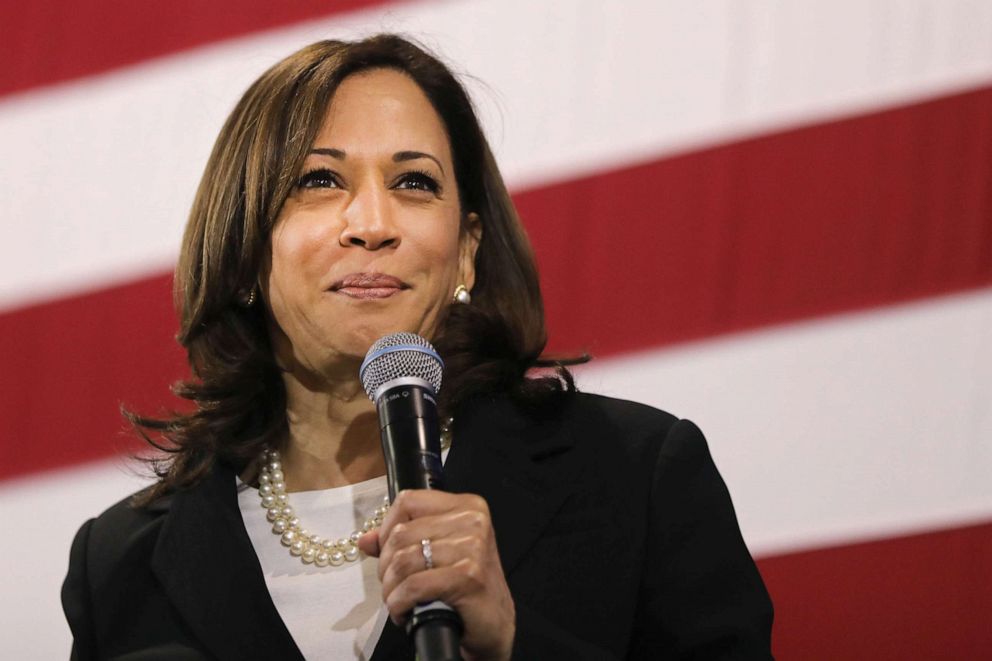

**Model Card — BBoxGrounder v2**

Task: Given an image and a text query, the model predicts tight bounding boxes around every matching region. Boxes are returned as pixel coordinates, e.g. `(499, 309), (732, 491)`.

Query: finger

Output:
(384, 561), (486, 625)
(377, 509), (491, 580)
(380, 534), (486, 598)
(377, 513), (461, 582)
(379, 490), (489, 543)
(357, 529), (380, 557)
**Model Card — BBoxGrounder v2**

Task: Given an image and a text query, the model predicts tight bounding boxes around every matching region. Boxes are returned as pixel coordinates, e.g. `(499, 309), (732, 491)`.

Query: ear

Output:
(458, 212), (482, 291)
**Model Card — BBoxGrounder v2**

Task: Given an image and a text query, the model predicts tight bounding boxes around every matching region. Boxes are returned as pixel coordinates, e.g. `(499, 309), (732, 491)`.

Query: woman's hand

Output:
(358, 490), (515, 661)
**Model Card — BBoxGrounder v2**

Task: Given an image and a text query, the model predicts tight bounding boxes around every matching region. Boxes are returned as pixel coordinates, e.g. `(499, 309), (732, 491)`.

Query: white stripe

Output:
(1, 0), (991, 310)
(576, 286), (992, 557)
(0, 459), (153, 660)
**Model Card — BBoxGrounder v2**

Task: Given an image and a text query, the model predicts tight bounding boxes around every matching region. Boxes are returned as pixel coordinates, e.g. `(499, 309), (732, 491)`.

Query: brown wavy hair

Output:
(131, 35), (580, 503)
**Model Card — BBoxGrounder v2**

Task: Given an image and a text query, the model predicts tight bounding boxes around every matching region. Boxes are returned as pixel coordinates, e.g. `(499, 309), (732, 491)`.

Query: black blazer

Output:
(63, 393), (773, 659)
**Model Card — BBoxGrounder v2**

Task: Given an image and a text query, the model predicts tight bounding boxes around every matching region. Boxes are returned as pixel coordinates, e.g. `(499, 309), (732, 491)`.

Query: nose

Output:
(339, 181), (399, 250)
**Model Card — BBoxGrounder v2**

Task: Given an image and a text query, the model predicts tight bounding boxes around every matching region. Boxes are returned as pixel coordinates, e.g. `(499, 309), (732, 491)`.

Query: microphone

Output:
(360, 333), (463, 661)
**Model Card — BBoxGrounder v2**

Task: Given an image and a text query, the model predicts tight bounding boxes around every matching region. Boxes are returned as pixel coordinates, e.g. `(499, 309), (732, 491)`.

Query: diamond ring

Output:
(421, 538), (434, 570)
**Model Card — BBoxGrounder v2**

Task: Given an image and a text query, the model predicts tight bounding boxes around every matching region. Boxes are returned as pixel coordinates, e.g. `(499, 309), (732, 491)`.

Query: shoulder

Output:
(526, 391), (719, 522)
(91, 486), (172, 538)
(555, 393), (726, 504)
(70, 487), (173, 583)
(565, 391), (679, 434)
(558, 391), (699, 461)
(460, 390), (699, 471)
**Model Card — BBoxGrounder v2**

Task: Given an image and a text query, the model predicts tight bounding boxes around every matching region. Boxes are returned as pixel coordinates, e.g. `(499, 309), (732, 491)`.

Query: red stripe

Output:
(0, 0), (398, 98)
(0, 274), (186, 478)
(757, 520), (992, 659)
(1, 86), (990, 479)
(519, 84), (992, 357)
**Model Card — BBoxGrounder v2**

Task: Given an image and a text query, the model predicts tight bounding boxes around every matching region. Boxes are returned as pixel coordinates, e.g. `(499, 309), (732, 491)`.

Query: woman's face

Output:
(262, 68), (479, 379)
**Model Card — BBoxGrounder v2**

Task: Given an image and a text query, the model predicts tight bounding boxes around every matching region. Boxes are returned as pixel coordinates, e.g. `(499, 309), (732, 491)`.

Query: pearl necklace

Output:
(256, 448), (384, 566)
(257, 420), (453, 568)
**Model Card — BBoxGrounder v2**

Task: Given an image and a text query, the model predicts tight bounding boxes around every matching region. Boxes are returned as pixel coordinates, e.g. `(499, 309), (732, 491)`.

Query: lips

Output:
(330, 272), (410, 299)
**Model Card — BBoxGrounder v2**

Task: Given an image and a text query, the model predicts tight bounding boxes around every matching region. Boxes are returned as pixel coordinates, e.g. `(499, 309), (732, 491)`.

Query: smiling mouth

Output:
(330, 273), (410, 299)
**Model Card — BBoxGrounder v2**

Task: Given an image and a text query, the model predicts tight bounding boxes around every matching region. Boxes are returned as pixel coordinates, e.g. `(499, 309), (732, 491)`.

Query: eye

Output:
(394, 170), (441, 195)
(296, 168), (340, 189)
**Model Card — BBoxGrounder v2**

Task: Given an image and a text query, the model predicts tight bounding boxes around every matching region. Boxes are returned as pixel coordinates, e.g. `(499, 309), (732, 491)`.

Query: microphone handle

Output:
(376, 382), (463, 661)
(412, 606), (463, 661)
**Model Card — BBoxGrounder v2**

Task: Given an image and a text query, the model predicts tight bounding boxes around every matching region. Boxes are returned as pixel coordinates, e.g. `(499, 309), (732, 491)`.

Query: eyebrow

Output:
(310, 147), (346, 159)
(394, 150), (445, 175)
(309, 148), (445, 175)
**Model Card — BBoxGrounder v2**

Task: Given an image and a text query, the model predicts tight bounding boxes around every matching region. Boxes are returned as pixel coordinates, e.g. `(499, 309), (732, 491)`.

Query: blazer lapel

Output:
(370, 396), (580, 660)
(445, 396), (577, 576)
(151, 462), (304, 661)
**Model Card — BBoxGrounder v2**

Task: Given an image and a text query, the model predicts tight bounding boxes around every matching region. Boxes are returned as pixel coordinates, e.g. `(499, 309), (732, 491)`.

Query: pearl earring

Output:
(452, 285), (471, 305)
(242, 288), (257, 307)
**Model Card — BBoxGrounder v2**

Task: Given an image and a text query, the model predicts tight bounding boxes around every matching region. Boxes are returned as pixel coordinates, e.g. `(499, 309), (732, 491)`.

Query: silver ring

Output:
(421, 538), (434, 570)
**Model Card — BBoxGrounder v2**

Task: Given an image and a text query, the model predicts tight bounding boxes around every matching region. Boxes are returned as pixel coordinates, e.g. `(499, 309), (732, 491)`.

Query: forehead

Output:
(313, 68), (452, 163)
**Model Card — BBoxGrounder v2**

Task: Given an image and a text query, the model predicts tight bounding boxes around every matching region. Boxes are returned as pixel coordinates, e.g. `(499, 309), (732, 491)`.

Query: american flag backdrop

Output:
(2, 1), (991, 658)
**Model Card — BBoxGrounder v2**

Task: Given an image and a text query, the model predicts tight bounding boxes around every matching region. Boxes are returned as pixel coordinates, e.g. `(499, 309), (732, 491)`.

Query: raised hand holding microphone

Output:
(366, 490), (515, 661)
(358, 333), (515, 661)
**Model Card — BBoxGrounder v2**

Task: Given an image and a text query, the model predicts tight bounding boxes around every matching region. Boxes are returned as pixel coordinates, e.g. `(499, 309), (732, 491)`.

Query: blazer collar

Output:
(151, 461), (304, 661)
(445, 395), (577, 574)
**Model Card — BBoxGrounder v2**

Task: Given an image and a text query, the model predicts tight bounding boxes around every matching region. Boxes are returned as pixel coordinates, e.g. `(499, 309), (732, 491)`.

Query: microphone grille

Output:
(360, 332), (444, 400)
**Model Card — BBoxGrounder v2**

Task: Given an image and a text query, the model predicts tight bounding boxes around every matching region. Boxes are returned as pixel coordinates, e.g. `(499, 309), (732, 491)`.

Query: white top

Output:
(238, 475), (390, 660)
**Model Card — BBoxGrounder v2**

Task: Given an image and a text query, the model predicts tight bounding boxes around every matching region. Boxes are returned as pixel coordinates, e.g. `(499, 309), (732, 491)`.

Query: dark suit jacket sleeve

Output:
(629, 418), (774, 659)
(63, 518), (97, 661)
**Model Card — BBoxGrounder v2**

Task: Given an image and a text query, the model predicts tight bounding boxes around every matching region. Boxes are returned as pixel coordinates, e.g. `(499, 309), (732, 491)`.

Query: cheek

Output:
(410, 217), (463, 272)
(269, 218), (335, 285)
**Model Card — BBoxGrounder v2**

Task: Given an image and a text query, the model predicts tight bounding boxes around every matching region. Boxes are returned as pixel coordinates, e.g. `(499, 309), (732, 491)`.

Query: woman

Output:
(62, 35), (773, 660)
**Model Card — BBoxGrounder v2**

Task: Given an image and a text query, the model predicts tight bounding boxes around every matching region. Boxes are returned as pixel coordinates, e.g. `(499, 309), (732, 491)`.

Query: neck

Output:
(275, 370), (386, 491)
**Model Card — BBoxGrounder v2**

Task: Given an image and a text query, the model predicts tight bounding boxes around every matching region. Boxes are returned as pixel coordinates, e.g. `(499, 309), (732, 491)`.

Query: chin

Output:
(329, 311), (441, 358)
(345, 323), (413, 354)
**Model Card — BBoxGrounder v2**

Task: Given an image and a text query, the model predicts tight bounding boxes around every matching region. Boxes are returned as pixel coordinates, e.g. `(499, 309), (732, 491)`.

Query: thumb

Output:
(358, 529), (381, 557)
